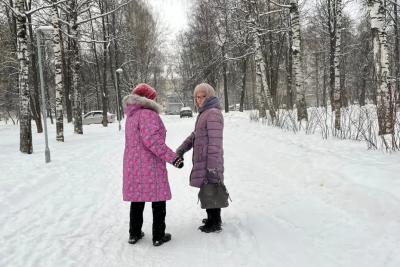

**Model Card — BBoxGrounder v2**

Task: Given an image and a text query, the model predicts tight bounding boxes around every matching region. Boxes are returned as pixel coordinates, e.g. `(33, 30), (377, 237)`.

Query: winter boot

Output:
(152, 201), (171, 246)
(202, 208), (222, 225)
(199, 223), (222, 233)
(128, 231), (144, 244)
(199, 208), (222, 233)
(153, 233), (172, 246)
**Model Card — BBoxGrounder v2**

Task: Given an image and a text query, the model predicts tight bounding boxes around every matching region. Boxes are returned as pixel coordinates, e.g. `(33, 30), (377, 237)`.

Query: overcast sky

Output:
(145, 0), (364, 51)
(145, 0), (193, 41)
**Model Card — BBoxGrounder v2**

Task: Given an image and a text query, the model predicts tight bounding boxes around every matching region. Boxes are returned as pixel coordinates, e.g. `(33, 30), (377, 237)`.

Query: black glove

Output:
(176, 149), (184, 159)
(173, 157), (184, 168)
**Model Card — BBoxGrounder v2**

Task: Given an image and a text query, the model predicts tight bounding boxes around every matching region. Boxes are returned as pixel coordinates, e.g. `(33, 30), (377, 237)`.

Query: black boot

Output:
(199, 208), (222, 233)
(129, 202), (145, 244)
(153, 233), (172, 246)
(128, 231), (144, 244)
(152, 201), (171, 246)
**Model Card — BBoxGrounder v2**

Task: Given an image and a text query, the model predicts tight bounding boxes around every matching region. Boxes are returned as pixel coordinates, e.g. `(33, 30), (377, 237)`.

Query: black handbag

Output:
(198, 182), (230, 209)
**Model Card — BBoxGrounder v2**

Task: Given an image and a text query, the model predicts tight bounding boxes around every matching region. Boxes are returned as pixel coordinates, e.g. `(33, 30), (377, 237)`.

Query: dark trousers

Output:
(206, 208), (221, 224)
(129, 201), (166, 241)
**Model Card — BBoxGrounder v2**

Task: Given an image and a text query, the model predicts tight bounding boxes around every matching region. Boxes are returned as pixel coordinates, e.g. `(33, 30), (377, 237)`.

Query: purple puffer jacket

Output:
(177, 97), (224, 188)
(122, 94), (177, 202)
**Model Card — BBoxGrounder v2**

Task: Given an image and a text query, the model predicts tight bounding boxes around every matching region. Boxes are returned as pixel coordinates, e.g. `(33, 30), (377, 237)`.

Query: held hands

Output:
(175, 149), (184, 159)
(173, 157), (184, 169)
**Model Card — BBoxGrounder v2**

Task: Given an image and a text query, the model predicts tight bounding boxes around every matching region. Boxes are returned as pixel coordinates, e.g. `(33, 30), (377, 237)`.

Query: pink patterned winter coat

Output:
(122, 94), (177, 202)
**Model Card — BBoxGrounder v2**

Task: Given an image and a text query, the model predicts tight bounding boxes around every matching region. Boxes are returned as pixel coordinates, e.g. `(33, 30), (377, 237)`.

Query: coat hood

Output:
(123, 94), (162, 115)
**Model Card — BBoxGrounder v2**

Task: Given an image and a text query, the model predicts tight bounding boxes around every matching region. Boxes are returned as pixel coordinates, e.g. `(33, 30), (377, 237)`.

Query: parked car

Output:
(180, 107), (193, 118)
(165, 102), (182, 115)
(83, 111), (116, 125)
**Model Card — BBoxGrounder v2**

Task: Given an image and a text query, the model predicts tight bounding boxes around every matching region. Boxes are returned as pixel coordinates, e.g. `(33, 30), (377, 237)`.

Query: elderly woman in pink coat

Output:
(122, 83), (183, 246)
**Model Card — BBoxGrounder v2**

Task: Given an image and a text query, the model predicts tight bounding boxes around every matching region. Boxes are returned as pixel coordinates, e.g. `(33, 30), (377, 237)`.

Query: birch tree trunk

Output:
(247, 2), (275, 120)
(52, 0), (64, 141)
(290, 0), (307, 122)
(254, 34), (275, 120)
(16, 0), (32, 153)
(394, 1), (400, 107)
(69, 0), (83, 134)
(64, 24), (73, 122)
(328, 0), (336, 107)
(368, 0), (395, 135)
(315, 53), (320, 107)
(333, 0), (342, 130)
(286, 30), (294, 109)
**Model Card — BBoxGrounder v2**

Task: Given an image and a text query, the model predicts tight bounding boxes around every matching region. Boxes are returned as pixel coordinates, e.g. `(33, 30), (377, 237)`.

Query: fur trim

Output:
(123, 94), (162, 113)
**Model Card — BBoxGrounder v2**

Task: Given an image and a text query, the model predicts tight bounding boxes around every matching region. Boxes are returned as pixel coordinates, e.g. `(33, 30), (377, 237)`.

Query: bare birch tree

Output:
(247, 1), (275, 120)
(290, 0), (307, 122)
(333, 0), (342, 130)
(15, 0), (32, 153)
(368, 0), (395, 137)
(52, 0), (64, 141)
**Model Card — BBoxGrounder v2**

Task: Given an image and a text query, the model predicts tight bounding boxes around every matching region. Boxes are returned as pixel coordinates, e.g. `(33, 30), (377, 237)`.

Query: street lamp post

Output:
(37, 26), (54, 163)
(115, 68), (123, 131)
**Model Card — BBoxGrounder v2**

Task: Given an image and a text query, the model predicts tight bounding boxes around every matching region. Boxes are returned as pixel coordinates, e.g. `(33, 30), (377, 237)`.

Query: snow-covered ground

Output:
(1, 112), (400, 267)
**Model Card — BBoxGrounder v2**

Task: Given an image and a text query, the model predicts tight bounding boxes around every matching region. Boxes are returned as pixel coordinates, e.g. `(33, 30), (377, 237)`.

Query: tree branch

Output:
(75, 0), (132, 26)
(0, 0), (23, 17)
(259, 9), (284, 17)
(25, 0), (68, 15)
(269, 0), (291, 8)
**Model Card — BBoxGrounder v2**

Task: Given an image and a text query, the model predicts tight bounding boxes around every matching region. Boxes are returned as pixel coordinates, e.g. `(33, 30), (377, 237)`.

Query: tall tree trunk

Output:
(251, 55), (257, 109)
(222, 43), (229, 113)
(323, 52), (327, 107)
(239, 57), (247, 112)
(286, 30), (293, 109)
(89, 9), (102, 111)
(394, 1), (400, 106)
(100, 1), (109, 127)
(315, 53), (320, 107)
(290, 0), (308, 122)
(107, 8), (117, 115)
(64, 24), (73, 122)
(112, 10), (123, 118)
(368, 0), (395, 135)
(26, 15), (43, 133)
(333, 0), (342, 130)
(248, 2), (275, 120)
(70, 0), (83, 134)
(52, 0), (64, 141)
(328, 0), (336, 107)
(16, 0), (32, 153)
(254, 35), (275, 119)
(360, 64), (367, 106)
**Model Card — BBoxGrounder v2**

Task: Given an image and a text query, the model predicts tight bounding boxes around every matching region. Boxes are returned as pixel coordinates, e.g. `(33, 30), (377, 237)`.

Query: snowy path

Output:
(1, 112), (400, 267)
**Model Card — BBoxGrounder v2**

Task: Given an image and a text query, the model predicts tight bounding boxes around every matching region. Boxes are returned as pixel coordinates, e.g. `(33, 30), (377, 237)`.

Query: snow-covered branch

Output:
(0, 0), (23, 17)
(269, 0), (291, 9)
(25, 0), (68, 15)
(75, 0), (132, 26)
(259, 9), (284, 17)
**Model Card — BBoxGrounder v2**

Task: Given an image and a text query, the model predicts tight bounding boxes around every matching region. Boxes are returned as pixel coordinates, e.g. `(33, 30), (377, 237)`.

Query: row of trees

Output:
(0, 0), (165, 153)
(176, 0), (399, 148)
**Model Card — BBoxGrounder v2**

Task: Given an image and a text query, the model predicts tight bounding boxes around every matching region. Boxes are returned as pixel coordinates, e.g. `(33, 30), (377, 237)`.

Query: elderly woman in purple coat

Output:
(176, 83), (225, 233)
(123, 83), (183, 246)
